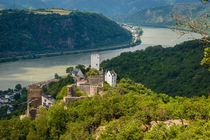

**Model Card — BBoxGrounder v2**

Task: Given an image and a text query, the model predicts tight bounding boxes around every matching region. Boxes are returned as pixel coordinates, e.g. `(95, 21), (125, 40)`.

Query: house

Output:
(1, 98), (8, 103)
(71, 68), (85, 81)
(5, 95), (10, 99)
(105, 70), (117, 87)
(91, 54), (100, 70)
(42, 93), (55, 109)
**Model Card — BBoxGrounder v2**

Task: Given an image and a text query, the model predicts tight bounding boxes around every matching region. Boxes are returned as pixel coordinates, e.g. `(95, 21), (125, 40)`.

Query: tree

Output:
(75, 64), (86, 74)
(54, 73), (61, 79)
(201, 47), (210, 71)
(66, 67), (74, 74)
(86, 68), (99, 80)
(15, 84), (22, 91)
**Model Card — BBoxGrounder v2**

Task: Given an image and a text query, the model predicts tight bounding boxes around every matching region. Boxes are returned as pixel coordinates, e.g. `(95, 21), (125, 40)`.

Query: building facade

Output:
(42, 93), (55, 109)
(105, 70), (117, 87)
(91, 54), (100, 70)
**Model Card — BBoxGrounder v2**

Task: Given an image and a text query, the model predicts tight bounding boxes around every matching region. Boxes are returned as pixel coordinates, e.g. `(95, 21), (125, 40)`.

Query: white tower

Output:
(91, 54), (100, 70)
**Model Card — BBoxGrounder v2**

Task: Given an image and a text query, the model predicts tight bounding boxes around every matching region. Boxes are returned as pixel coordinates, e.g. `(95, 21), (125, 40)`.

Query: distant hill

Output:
(0, 0), (198, 16)
(0, 9), (131, 59)
(114, 2), (210, 27)
(101, 39), (210, 97)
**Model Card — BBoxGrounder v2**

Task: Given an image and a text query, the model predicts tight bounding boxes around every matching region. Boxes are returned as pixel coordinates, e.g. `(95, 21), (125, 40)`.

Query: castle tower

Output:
(27, 84), (42, 120)
(67, 84), (77, 97)
(91, 54), (100, 71)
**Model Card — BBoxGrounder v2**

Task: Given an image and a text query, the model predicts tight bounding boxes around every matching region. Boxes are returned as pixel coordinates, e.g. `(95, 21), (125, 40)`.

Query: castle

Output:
(26, 53), (117, 119)
(77, 54), (104, 96)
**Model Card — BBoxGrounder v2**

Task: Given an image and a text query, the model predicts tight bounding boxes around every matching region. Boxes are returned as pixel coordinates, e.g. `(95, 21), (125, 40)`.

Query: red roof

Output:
(77, 80), (88, 83)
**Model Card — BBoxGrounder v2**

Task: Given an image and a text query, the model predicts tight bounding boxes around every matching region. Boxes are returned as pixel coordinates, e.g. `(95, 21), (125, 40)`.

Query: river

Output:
(0, 27), (201, 90)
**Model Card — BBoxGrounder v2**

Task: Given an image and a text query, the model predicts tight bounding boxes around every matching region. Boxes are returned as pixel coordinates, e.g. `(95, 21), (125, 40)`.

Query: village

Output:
(122, 24), (143, 44)
(23, 53), (117, 120)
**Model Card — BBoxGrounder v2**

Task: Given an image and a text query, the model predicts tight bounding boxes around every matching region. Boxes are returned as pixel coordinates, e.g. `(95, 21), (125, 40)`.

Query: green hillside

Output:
(0, 79), (209, 139)
(0, 9), (132, 59)
(114, 3), (210, 28)
(101, 39), (210, 97)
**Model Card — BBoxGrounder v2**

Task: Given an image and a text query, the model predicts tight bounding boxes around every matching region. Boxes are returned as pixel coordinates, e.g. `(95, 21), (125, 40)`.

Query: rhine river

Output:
(0, 27), (201, 90)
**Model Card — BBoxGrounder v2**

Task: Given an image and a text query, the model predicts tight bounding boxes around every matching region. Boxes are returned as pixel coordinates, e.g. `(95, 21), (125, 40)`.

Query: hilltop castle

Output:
(26, 53), (117, 119)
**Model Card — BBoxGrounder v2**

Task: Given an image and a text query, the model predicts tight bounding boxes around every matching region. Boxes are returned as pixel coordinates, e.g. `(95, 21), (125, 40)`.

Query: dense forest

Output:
(0, 9), (131, 59)
(114, 2), (210, 28)
(0, 79), (209, 139)
(101, 39), (210, 97)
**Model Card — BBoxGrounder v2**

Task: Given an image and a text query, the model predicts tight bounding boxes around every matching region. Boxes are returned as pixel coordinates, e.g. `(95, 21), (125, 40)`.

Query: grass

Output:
(32, 8), (72, 15)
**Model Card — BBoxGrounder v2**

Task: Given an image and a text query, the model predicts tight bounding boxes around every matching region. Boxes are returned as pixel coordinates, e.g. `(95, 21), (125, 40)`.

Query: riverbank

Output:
(0, 41), (141, 63)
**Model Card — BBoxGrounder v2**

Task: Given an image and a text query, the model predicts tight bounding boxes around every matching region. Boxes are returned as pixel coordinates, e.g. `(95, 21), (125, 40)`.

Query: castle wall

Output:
(89, 86), (98, 96)
(89, 73), (104, 87)
(64, 96), (87, 104)
(67, 84), (77, 97)
(78, 84), (90, 95)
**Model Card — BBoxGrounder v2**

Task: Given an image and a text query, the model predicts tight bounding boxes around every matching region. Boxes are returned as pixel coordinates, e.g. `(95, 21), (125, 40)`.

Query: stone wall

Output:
(89, 86), (98, 96)
(78, 70), (104, 97)
(64, 96), (87, 104)
(67, 84), (77, 97)
(78, 84), (90, 95)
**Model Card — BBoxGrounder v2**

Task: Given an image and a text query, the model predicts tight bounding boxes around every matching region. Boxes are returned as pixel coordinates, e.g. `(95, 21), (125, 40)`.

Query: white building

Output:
(42, 93), (55, 109)
(105, 70), (117, 87)
(91, 54), (100, 70)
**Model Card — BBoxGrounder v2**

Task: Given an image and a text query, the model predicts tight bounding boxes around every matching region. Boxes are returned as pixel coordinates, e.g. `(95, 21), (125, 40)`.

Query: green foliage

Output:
(101, 39), (210, 97)
(201, 47), (210, 71)
(0, 9), (132, 61)
(76, 64), (88, 74)
(15, 84), (22, 91)
(54, 73), (61, 79)
(0, 117), (32, 140)
(66, 67), (74, 73)
(77, 88), (88, 97)
(0, 79), (209, 139)
(56, 86), (68, 100)
(44, 75), (74, 98)
(86, 68), (99, 80)
(144, 120), (210, 140)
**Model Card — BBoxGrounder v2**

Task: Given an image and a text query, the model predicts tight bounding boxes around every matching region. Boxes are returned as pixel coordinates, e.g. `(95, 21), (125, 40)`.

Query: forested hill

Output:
(114, 2), (210, 27)
(0, 79), (209, 139)
(0, 9), (131, 56)
(101, 39), (210, 97)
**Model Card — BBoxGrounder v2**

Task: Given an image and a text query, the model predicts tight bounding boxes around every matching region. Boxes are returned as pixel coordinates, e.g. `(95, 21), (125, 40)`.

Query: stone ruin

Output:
(26, 84), (42, 120)
(64, 84), (87, 103)
(78, 70), (104, 96)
